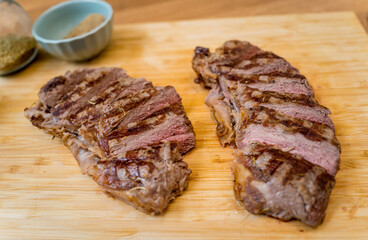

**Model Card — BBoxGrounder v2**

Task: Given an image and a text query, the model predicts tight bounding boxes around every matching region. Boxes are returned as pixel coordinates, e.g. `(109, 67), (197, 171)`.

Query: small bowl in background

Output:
(32, 0), (113, 61)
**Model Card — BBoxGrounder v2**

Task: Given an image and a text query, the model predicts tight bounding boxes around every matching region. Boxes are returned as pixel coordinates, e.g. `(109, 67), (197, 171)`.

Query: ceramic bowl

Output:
(32, 0), (113, 61)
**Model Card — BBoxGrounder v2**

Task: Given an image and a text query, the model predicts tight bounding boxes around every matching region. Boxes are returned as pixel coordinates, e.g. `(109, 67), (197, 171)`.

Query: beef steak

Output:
(192, 40), (340, 227)
(25, 67), (195, 215)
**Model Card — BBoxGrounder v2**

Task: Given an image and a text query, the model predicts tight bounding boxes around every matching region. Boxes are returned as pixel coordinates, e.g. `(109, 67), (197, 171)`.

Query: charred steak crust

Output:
(233, 146), (335, 227)
(192, 40), (340, 227)
(24, 67), (195, 215)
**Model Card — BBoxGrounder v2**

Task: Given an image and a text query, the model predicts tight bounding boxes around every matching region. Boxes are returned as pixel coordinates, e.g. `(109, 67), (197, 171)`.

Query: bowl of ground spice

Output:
(32, 0), (113, 61)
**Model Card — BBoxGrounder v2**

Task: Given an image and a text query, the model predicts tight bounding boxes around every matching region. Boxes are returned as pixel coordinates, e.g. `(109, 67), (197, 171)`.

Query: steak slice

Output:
(25, 67), (195, 215)
(233, 145), (335, 227)
(192, 40), (340, 227)
(65, 135), (190, 215)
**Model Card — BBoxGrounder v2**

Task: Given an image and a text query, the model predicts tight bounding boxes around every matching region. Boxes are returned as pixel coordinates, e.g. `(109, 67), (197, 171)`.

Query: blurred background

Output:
(17, 0), (368, 32)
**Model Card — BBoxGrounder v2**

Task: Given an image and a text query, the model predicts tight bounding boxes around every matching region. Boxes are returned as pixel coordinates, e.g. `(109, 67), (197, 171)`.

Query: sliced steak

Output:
(192, 40), (340, 227)
(65, 135), (190, 215)
(235, 106), (340, 176)
(25, 67), (195, 215)
(233, 145), (335, 227)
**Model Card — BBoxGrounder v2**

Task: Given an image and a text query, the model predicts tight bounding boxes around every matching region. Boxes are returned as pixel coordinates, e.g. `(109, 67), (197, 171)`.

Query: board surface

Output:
(1, 11), (368, 239)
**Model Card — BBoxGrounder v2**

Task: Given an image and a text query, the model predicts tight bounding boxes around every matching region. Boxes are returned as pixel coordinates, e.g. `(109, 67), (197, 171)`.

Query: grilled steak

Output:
(192, 40), (340, 227)
(25, 67), (195, 215)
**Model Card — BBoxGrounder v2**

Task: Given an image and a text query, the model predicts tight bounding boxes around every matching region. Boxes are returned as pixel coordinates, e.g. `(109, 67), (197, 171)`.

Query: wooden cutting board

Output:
(1, 11), (368, 239)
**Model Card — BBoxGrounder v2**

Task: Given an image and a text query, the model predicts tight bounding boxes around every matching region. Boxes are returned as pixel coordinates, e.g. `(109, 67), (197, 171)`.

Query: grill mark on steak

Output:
(192, 40), (340, 227)
(81, 77), (152, 113)
(41, 76), (67, 93)
(95, 88), (159, 132)
(97, 140), (191, 193)
(64, 133), (192, 215)
(39, 69), (97, 108)
(236, 123), (340, 176)
(114, 86), (184, 131)
(53, 69), (122, 119)
(225, 72), (307, 84)
(212, 59), (298, 76)
(235, 86), (317, 106)
(107, 113), (195, 157)
(249, 52), (281, 61)
(114, 89), (158, 117)
(143, 103), (185, 120)
(94, 145), (164, 190)
(238, 145), (325, 183)
(79, 87), (194, 158)
(78, 87), (163, 159)
(259, 102), (334, 129)
(68, 81), (122, 122)
(233, 147), (335, 227)
(243, 106), (339, 146)
(86, 90), (188, 154)
(114, 78), (154, 101)
(219, 77), (318, 109)
(246, 81), (313, 96)
(52, 81), (100, 117)
(24, 67), (195, 215)
(107, 113), (168, 140)
(78, 86), (160, 145)
(53, 72), (106, 116)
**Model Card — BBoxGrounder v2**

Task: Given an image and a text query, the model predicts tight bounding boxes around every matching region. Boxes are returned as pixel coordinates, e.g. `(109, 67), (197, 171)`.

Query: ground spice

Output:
(0, 34), (36, 73)
(64, 14), (105, 39)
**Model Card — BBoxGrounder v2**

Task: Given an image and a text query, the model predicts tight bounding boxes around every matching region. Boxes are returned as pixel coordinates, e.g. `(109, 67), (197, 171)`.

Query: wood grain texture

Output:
(1, 11), (368, 239)
(17, 0), (368, 32)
